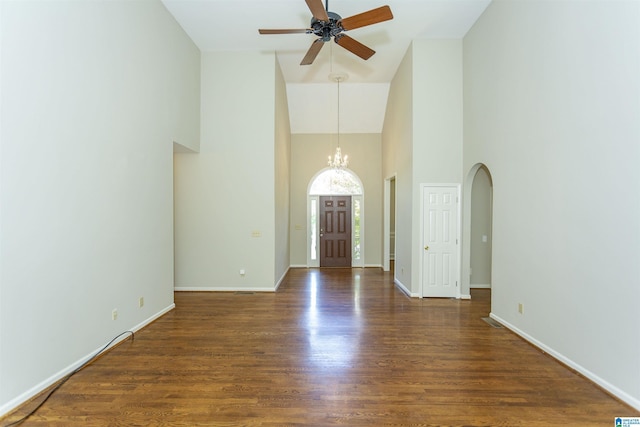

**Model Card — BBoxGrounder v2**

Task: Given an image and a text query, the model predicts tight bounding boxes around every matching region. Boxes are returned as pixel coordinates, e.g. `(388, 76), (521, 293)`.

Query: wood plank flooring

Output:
(2, 267), (636, 426)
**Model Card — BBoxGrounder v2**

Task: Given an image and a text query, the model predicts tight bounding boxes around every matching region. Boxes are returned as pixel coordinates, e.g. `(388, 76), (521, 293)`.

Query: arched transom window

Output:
(309, 169), (363, 195)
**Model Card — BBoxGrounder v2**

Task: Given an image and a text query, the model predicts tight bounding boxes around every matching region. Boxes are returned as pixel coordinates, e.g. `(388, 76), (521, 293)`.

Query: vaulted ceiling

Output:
(162, 0), (491, 133)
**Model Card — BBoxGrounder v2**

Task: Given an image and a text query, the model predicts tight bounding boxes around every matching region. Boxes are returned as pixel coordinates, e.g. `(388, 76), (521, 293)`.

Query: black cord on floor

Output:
(3, 330), (135, 427)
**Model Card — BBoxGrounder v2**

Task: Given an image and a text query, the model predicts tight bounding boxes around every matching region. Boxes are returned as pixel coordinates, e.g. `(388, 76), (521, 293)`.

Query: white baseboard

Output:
(288, 265), (384, 269)
(460, 294), (472, 300)
(0, 303), (175, 418)
(132, 304), (175, 332)
(394, 278), (411, 296)
(471, 283), (491, 289)
(394, 278), (418, 297)
(174, 286), (276, 292)
(490, 313), (640, 411)
(274, 267), (290, 291)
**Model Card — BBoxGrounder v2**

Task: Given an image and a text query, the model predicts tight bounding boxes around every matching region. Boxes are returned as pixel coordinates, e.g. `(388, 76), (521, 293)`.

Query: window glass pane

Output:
(309, 169), (362, 195)
(310, 199), (317, 260)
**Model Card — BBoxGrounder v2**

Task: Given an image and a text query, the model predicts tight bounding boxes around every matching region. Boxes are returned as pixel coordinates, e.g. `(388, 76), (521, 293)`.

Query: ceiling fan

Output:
(258, 0), (393, 65)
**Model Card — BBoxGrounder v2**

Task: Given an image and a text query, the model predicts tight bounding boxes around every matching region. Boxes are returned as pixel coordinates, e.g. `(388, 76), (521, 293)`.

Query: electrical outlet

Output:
(239, 269), (246, 276)
(139, 297), (144, 308)
(518, 303), (524, 314)
(112, 309), (118, 320)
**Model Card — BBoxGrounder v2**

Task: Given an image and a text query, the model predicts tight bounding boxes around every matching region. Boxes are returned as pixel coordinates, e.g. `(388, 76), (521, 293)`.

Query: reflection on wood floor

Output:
(3, 267), (635, 426)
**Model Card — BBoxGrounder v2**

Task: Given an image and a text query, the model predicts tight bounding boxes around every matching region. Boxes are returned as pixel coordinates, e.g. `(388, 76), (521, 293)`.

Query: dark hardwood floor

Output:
(2, 267), (636, 426)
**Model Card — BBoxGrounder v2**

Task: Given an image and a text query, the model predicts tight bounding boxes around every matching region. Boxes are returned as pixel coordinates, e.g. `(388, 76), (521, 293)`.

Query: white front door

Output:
(421, 185), (459, 298)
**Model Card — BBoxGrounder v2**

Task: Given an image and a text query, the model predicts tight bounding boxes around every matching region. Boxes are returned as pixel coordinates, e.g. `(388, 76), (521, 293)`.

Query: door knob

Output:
(424, 245), (429, 250)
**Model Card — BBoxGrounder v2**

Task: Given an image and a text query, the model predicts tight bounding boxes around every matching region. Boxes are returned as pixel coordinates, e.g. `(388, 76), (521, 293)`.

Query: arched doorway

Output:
(462, 163), (494, 299)
(470, 165), (493, 289)
(307, 168), (364, 268)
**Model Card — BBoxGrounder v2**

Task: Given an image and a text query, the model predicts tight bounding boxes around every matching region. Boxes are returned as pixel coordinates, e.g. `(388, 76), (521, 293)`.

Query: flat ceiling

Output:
(162, 0), (491, 133)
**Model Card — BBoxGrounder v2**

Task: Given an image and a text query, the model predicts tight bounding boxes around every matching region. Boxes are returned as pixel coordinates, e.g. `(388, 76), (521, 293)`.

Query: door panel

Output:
(422, 186), (458, 297)
(320, 196), (352, 267)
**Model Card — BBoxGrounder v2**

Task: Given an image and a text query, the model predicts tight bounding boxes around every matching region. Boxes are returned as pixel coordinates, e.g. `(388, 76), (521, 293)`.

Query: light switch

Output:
(482, 235), (488, 243)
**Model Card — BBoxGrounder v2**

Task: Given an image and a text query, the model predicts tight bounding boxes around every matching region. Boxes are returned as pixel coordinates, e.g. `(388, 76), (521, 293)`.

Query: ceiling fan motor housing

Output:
(310, 11), (343, 42)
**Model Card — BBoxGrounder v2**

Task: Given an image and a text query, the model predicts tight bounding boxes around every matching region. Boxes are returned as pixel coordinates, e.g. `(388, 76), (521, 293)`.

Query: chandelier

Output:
(327, 72), (349, 169)
(328, 146), (348, 169)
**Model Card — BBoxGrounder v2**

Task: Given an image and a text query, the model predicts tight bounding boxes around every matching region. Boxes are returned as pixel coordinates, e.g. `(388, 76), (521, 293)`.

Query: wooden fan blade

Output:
(259, 29), (309, 35)
(334, 34), (375, 60)
(339, 5), (393, 31)
(305, 0), (329, 22)
(301, 39), (325, 65)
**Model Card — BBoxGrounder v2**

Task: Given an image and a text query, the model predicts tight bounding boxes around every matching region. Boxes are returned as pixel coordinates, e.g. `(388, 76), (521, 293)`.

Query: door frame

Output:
(419, 183), (461, 298)
(383, 174), (397, 272)
(308, 194), (364, 268)
(307, 168), (365, 268)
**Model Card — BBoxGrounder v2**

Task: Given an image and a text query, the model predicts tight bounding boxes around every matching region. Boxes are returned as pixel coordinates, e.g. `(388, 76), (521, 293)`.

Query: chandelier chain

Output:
(328, 75), (348, 169)
(337, 75), (340, 149)
(326, 46), (348, 169)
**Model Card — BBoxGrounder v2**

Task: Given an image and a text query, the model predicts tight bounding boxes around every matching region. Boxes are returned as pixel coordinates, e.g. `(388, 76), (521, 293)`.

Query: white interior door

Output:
(421, 185), (459, 298)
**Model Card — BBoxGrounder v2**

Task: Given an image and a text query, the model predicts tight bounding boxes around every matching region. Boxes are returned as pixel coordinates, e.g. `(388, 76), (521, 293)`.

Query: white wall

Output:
(289, 133), (382, 267)
(174, 51), (278, 291)
(274, 61), (291, 286)
(464, 0), (640, 409)
(411, 39), (463, 295)
(382, 45), (414, 293)
(412, 39), (464, 184)
(0, 0), (200, 414)
(382, 40), (463, 296)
